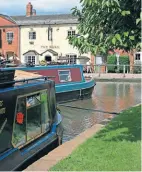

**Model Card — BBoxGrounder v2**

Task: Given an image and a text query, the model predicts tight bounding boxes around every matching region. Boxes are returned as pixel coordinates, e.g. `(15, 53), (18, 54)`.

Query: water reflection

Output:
(60, 82), (141, 143)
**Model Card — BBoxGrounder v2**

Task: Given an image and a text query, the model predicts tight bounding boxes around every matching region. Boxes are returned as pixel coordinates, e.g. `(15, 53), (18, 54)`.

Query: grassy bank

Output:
(51, 105), (141, 171)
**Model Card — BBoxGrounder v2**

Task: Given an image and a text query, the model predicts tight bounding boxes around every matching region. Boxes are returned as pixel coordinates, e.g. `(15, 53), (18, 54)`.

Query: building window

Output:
(25, 56), (36, 64)
(68, 30), (76, 37)
(135, 54), (141, 61)
(12, 90), (50, 148)
(66, 54), (77, 64)
(6, 32), (14, 41)
(58, 70), (72, 82)
(48, 27), (53, 41)
(29, 32), (36, 40)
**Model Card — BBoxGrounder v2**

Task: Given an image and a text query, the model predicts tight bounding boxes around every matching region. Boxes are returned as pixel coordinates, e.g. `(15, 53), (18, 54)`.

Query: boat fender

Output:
(80, 89), (84, 100)
(56, 106), (61, 113)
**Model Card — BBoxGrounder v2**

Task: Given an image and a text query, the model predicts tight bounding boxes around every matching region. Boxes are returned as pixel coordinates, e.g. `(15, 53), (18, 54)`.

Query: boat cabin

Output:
(5, 65), (85, 85)
(0, 69), (63, 171)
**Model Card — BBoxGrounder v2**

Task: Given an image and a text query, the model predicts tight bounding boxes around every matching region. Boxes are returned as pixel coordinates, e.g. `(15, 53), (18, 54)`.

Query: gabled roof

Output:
(41, 49), (58, 56)
(11, 14), (78, 25)
(23, 50), (40, 55)
(0, 14), (16, 24)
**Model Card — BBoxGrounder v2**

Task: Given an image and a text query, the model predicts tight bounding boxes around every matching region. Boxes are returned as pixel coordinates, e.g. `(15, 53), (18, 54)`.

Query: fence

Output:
(83, 64), (142, 76)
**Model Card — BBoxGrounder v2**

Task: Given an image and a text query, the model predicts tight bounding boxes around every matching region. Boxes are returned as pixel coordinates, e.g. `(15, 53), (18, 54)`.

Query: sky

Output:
(0, 0), (81, 16)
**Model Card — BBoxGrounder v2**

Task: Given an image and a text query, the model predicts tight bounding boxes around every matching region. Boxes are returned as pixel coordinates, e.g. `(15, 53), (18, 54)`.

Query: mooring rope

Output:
(58, 104), (119, 115)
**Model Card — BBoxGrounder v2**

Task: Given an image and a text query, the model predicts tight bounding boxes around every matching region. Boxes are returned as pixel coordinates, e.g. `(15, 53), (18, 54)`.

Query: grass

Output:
(50, 105), (141, 171)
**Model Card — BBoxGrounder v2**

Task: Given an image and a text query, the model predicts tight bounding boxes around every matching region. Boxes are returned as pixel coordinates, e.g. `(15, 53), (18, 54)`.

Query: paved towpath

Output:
(24, 124), (104, 171)
(84, 73), (141, 82)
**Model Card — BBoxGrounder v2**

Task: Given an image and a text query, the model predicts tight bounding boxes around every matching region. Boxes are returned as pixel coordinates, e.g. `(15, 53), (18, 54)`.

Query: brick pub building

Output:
(0, 15), (19, 59)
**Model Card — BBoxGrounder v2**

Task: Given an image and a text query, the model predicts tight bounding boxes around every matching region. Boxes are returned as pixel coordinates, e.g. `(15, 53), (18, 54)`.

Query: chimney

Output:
(32, 9), (36, 16)
(26, 2), (33, 17)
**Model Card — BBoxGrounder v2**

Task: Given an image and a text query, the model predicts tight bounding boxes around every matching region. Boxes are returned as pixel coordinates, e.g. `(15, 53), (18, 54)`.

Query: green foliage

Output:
(134, 66), (141, 74)
(68, 0), (141, 55)
(40, 60), (46, 66)
(119, 55), (130, 72)
(107, 55), (130, 73)
(107, 55), (117, 73)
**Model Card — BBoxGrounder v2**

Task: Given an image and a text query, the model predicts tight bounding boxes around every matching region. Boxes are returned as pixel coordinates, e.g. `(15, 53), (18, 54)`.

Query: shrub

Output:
(107, 55), (117, 73)
(133, 61), (141, 73)
(119, 55), (130, 73)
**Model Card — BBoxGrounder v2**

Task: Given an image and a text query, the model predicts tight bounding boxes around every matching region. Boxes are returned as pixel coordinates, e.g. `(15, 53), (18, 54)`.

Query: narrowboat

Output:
(5, 65), (96, 103)
(0, 69), (63, 171)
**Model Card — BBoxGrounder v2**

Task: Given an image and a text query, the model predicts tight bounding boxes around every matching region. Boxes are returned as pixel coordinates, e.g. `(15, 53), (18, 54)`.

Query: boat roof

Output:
(0, 70), (51, 93)
(4, 64), (84, 71)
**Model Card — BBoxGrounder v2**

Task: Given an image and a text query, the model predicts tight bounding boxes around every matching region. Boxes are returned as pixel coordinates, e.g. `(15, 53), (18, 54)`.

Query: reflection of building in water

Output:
(92, 83), (135, 119)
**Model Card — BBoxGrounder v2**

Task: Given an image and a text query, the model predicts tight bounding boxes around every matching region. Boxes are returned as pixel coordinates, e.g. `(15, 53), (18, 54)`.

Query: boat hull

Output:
(0, 122), (63, 171)
(55, 79), (96, 103)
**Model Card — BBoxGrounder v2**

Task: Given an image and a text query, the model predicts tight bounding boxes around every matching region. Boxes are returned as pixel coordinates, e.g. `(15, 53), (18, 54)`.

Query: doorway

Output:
(45, 55), (52, 62)
(6, 52), (14, 60)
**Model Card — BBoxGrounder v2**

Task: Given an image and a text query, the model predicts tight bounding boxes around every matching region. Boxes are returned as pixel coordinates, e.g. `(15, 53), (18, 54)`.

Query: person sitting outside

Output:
(86, 60), (92, 73)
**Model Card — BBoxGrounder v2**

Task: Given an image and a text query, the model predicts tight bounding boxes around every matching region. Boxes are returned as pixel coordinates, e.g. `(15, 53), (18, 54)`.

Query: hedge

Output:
(107, 55), (130, 73)
(119, 55), (130, 73)
(107, 55), (117, 73)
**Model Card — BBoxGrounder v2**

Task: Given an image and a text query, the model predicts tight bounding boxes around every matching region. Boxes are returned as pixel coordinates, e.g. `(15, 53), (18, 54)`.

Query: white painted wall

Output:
(20, 24), (90, 64)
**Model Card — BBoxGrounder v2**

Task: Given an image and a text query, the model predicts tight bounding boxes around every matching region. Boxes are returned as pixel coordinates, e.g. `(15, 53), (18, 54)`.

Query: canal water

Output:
(59, 82), (141, 143)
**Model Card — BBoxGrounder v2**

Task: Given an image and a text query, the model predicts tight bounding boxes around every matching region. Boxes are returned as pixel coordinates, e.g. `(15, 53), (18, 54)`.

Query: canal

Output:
(60, 82), (141, 143)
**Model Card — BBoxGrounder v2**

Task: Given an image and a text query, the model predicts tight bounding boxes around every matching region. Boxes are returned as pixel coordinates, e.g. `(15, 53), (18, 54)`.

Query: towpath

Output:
(84, 73), (141, 82)
(24, 124), (104, 171)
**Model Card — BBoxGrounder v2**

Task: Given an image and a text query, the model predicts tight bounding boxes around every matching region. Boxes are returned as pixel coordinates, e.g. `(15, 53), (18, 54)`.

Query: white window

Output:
(68, 30), (76, 37)
(25, 56), (36, 64)
(66, 54), (77, 64)
(58, 70), (72, 82)
(48, 27), (53, 41)
(6, 32), (14, 41)
(29, 32), (36, 40)
(135, 54), (141, 61)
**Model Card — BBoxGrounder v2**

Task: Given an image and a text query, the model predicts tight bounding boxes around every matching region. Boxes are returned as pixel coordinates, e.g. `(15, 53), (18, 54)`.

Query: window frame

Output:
(135, 54), (141, 61)
(67, 30), (76, 37)
(58, 70), (72, 82)
(25, 55), (36, 64)
(66, 54), (77, 64)
(6, 31), (14, 41)
(29, 31), (36, 40)
(12, 89), (51, 148)
(48, 27), (53, 41)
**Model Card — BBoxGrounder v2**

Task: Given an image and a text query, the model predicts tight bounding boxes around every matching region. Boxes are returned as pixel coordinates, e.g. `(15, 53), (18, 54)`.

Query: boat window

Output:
(27, 94), (40, 108)
(41, 91), (50, 132)
(12, 97), (26, 147)
(27, 93), (42, 141)
(49, 87), (56, 120)
(58, 70), (72, 82)
(12, 90), (50, 148)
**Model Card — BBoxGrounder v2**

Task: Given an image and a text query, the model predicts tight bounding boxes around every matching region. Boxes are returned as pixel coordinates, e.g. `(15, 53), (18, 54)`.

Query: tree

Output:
(68, 0), (141, 55)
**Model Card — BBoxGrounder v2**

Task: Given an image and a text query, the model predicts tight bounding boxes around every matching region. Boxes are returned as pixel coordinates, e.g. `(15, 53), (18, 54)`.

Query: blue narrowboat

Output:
(0, 69), (63, 171)
(5, 64), (96, 103)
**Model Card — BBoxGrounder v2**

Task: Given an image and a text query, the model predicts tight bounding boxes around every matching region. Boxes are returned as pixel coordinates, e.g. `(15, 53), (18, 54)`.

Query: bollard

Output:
(99, 65), (101, 77)
(106, 66), (108, 73)
(123, 65), (126, 77)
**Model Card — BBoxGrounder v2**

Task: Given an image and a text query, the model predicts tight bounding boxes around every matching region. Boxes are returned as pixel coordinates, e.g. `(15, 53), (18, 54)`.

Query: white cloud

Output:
(0, 0), (80, 14)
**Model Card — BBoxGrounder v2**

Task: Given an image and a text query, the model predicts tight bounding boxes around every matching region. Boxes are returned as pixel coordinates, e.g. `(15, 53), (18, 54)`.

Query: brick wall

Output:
(0, 16), (19, 58)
